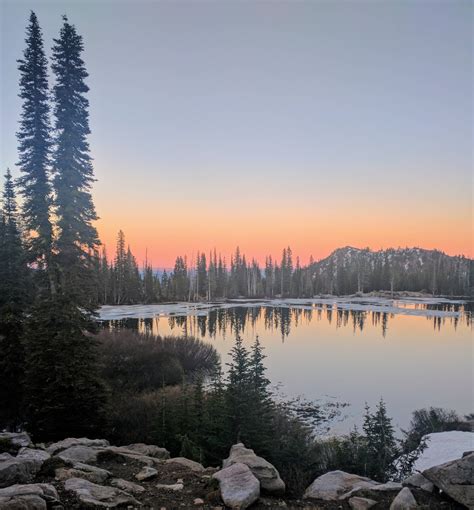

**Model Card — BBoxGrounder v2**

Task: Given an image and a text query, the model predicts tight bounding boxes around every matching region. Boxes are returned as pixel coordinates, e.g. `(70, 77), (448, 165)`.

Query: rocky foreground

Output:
(0, 432), (472, 509)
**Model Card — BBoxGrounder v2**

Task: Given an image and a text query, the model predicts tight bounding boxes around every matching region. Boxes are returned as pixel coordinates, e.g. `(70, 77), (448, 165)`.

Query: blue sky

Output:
(1, 0), (472, 264)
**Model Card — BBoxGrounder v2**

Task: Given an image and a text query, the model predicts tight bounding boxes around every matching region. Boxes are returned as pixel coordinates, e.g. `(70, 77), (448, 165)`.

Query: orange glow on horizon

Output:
(94, 198), (472, 268)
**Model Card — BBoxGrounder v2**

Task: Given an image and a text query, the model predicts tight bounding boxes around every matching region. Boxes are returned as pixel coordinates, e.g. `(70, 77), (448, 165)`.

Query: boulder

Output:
(64, 477), (141, 508)
(135, 466), (158, 481)
(98, 446), (157, 466)
(389, 487), (418, 509)
(213, 463), (260, 510)
(0, 483), (60, 509)
(56, 446), (100, 464)
(0, 433), (32, 449)
(402, 473), (433, 492)
(155, 482), (184, 491)
(47, 438), (109, 456)
(55, 463), (111, 484)
(348, 496), (378, 510)
(423, 452), (474, 508)
(343, 481), (402, 499)
(223, 443), (285, 494)
(123, 443), (170, 459)
(303, 471), (378, 501)
(165, 457), (205, 472)
(0, 449), (50, 488)
(109, 478), (145, 494)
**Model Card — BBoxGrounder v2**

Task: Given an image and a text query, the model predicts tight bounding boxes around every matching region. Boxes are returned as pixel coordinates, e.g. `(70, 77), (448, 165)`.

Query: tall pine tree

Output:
(51, 16), (99, 307)
(24, 16), (105, 440)
(16, 11), (54, 293)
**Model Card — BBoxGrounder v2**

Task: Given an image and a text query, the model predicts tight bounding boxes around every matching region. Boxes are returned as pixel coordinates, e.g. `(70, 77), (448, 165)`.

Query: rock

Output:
(343, 481), (402, 499)
(135, 466), (158, 481)
(402, 473), (433, 492)
(155, 482), (184, 491)
(0, 433), (32, 449)
(303, 471), (378, 501)
(213, 463), (260, 510)
(0, 449), (50, 488)
(0, 483), (60, 509)
(194, 498), (205, 505)
(56, 446), (100, 464)
(64, 477), (140, 508)
(16, 449), (50, 472)
(165, 457), (205, 472)
(109, 478), (145, 494)
(348, 496), (377, 510)
(389, 487), (418, 509)
(55, 463), (111, 484)
(423, 452), (474, 508)
(47, 438), (109, 455)
(98, 446), (157, 466)
(123, 443), (170, 459)
(222, 443), (285, 494)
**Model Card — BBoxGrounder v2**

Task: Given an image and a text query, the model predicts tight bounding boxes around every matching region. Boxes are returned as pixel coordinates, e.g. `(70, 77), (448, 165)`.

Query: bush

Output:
(97, 330), (219, 392)
(402, 407), (472, 451)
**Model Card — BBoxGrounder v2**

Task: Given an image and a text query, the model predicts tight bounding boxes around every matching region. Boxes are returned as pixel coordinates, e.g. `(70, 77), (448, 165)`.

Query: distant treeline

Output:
(94, 231), (472, 305)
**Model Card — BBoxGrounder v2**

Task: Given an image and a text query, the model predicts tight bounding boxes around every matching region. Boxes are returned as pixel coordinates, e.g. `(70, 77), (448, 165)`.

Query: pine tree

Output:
(225, 335), (252, 443)
(16, 11), (54, 293)
(0, 170), (29, 429)
(362, 399), (397, 481)
(23, 17), (105, 440)
(51, 16), (99, 307)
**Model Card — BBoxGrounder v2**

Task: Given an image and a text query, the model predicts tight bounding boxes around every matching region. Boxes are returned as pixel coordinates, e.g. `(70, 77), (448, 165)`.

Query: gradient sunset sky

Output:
(1, 0), (472, 267)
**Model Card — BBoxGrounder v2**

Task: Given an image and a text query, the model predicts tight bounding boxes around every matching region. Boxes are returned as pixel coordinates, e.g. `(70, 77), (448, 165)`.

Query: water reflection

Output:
(101, 301), (471, 341)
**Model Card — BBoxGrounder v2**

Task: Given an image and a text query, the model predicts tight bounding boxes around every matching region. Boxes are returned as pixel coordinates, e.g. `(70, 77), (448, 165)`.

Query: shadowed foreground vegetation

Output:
(96, 329), (472, 496)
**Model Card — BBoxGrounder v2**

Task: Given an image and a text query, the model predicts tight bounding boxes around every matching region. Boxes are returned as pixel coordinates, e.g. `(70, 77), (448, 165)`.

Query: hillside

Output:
(310, 246), (472, 296)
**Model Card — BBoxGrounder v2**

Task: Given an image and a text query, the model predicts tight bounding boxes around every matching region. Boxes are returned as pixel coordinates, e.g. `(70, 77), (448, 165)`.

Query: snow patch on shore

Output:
(98, 297), (466, 321)
(412, 431), (474, 471)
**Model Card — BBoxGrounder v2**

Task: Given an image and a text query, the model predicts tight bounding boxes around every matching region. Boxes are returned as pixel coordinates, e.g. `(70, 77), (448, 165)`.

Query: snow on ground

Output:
(412, 431), (474, 471)
(98, 296), (466, 321)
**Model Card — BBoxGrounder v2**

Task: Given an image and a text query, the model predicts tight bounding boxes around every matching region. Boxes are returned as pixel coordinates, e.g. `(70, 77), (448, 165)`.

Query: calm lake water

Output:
(99, 298), (473, 432)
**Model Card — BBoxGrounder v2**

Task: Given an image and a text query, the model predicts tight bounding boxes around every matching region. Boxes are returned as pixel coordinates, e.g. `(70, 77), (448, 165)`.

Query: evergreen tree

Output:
(51, 16), (99, 307)
(0, 170), (29, 429)
(225, 335), (252, 442)
(24, 17), (105, 440)
(362, 399), (397, 481)
(16, 11), (54, 293)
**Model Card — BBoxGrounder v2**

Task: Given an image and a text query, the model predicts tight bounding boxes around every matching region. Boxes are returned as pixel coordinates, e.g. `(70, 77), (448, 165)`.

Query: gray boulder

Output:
(303, 471), (378, 501)
(47, 438), (109, 455)
(135, 466), (158, 481)
(109, 478), (145, 494)
(0, 483), (60, 509)
(213, 462), (260, 510)
(56, 446), (100, 464)
(165, 457), (205, 472)
(423, 452), (474, 508)
(0, 449), (50, 488)
(0, 433), (32, 449)
(98, 446), (158, 466)
(64, 477), (141, 508)
(389, 487), (418, 509)
(348, 496), (378, 510)
(55, 463), (111, 484)
(402, 473), (433, 492)
(123, 443), (170, 459)
(223, 443), (285, 494)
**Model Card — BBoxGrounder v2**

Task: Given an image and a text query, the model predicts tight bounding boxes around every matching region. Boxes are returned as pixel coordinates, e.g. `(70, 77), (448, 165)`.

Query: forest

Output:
(94, 231), (472, 305)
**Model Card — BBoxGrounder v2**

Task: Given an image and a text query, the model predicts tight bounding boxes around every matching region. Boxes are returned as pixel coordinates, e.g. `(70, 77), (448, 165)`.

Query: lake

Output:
(99, 297), (473, 432)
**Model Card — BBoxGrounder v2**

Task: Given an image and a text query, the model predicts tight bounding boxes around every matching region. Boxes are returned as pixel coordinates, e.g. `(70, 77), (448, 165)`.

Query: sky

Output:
(1, 0), (472, 267)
